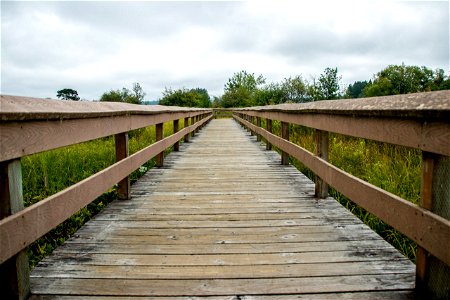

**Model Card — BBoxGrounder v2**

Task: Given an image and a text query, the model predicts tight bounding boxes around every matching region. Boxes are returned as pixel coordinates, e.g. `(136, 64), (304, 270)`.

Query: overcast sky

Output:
(1, 0), (449, 101)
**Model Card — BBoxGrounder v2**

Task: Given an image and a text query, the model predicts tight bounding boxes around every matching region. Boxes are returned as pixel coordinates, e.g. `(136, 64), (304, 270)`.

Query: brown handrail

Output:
(232, 90), (450, 298)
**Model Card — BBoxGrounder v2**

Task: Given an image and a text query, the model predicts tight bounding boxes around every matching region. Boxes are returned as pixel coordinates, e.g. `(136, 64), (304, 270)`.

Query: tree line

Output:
(56, 63), (449, 107)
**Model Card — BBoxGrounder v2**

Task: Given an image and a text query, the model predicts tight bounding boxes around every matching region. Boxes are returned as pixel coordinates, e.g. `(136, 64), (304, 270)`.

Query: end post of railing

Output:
(0, 160), (30, 300)
(281, 121), (289, 165)
(314, 130), (329, 198)
(115, 132), (130, 199)
(156, 123), (164, 167)
(416, 152), (450, 299)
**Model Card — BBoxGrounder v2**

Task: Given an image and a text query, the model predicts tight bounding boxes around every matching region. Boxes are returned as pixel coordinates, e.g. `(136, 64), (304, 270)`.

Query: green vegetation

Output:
(100, 82), (146, 104)
(159, 87), (211, 107)
(56, 88), (80, 101)
(23, 121), (178, 268)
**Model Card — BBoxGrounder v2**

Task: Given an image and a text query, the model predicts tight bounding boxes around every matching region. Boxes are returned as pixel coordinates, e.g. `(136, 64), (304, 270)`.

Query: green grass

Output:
(22, 121), (180, 268)
(286, 124), (421, 262)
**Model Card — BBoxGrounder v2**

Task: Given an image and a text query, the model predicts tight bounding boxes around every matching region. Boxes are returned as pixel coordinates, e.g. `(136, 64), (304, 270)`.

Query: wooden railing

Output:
(232, 90), (450, 299)
(0, 95), (213, 299)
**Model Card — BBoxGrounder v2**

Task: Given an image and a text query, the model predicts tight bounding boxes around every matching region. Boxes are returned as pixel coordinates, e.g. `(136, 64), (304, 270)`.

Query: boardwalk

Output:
(29, 118), (415, 299)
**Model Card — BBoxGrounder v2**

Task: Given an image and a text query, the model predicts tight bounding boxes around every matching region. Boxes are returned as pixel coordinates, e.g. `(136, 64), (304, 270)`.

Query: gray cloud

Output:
(1, 1), (448, 101)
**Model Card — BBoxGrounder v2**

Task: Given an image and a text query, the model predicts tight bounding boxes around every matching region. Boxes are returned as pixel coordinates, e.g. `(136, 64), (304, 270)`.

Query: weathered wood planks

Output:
(29, 118), (415, 299)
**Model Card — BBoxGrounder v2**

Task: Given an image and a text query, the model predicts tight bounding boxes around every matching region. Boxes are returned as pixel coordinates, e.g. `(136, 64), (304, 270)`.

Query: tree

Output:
(159, 87), (211, 108)
(222, 70), (266, 107)
(57, 88), (80, 101)
(100, 83), (145, 104)
(280, 76), (310, 103)
(316, 67), (342, 100)
(362, 64), (449, 97)
(345, 81), (369, 98)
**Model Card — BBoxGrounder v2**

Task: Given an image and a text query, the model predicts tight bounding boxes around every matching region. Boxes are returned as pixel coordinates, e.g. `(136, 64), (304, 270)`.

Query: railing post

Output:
(256, 117), (262, 142)
(156, 123), (164, 167)
(250, 116), (255, 136)
(191, 116), (195, 137)
(266, 119), (273, 150)
(315, 130), (329, 198)
(173, 119), (180, 152)
(281, 121), (289, 165)
(416, 152), (450, 299)
(0, 160), (30, 300)
(184, 117), (190, 143)
(115, 132), (130, 200)
(195, 115), (199, 134)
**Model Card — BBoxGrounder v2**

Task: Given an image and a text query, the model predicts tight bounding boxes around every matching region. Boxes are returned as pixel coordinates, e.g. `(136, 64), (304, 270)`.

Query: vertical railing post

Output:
(115, 132), (130, 199)
(173, 119), (180, 152)
(156, 123), (164, 167)
(256, 116), (262, 142)
(184, 117), (190, 143)
(416, 152), (450, 299)
(281, 121), (289, 165)
(266, 119), (273, 150)
(250, 116), (255, 136)
(0, 160), (30, 300)
(195, 115), (199, 134)
(314, 130), (329, 198)
(191, 116), (195, 137)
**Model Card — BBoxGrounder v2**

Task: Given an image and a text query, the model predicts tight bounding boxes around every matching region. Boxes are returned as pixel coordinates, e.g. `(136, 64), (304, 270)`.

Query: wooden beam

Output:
(0, 160), (30, 300)
(184, 117), (190, 143)
(191, 117), (196, 137)
(281, 122), (289, 165)
(115, 133), (130, 200)
(156, 123), (164, 167)
(315, 130), (329, 199)
(173, 119), (180, 152)
(256, 117), (261, 142)
(234, 114), (450, 266)
(266, 119), (272, 150)
(0, 111), (208, 162)
(238, 111), (450, 157)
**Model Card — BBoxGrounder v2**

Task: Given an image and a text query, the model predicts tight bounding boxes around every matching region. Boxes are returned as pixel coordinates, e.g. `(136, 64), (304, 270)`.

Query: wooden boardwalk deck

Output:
(29, 118), (416, 299)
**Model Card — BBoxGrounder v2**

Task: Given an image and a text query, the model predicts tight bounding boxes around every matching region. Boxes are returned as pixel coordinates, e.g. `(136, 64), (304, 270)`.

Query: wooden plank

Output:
(0, 116), (212, 264)
(156, 123), (164, 167)
(235, 114), (450, 266)
(30, 274), (415, 296)
(315, 129), (329, 198)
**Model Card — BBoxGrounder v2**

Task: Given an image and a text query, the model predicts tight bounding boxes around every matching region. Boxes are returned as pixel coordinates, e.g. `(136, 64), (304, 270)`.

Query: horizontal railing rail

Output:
(0, 95), (213, 299)
(232, 90), (450, 299)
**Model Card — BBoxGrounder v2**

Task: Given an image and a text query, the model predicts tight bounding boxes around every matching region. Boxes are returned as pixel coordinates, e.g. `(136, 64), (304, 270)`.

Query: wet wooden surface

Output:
(29, 118), (416, 299)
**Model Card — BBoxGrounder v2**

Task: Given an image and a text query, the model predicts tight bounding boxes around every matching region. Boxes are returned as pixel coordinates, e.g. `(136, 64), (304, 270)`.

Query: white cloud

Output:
(1, 0), (448, 101)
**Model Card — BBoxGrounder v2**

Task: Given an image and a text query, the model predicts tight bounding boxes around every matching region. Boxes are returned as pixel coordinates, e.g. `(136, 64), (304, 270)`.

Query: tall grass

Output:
(22, 121), (179, 268)
(286, 124), (421, 261)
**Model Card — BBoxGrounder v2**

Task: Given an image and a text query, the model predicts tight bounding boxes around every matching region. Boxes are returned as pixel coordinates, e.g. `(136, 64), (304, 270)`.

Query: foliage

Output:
(56, 88), (80, 101)
(345, 80), (369, 98)
(316, 67), (342, 100)
(363, 64), (450, 97)
(221, 70), (266, 107)
(159, 87), (211, 108)
(100, 83), (146, 104)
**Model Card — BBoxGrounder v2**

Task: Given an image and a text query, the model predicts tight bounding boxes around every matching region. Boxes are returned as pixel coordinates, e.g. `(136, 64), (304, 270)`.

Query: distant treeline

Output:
(159, 63), (450, 108)
(57, 64), (449, 107)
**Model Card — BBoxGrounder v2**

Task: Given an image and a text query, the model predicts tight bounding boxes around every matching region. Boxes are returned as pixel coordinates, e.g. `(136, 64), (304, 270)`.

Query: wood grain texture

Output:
(0, 115), (212, 264)
(29, 119), (415, 299)
(235, 114), (450, 266)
